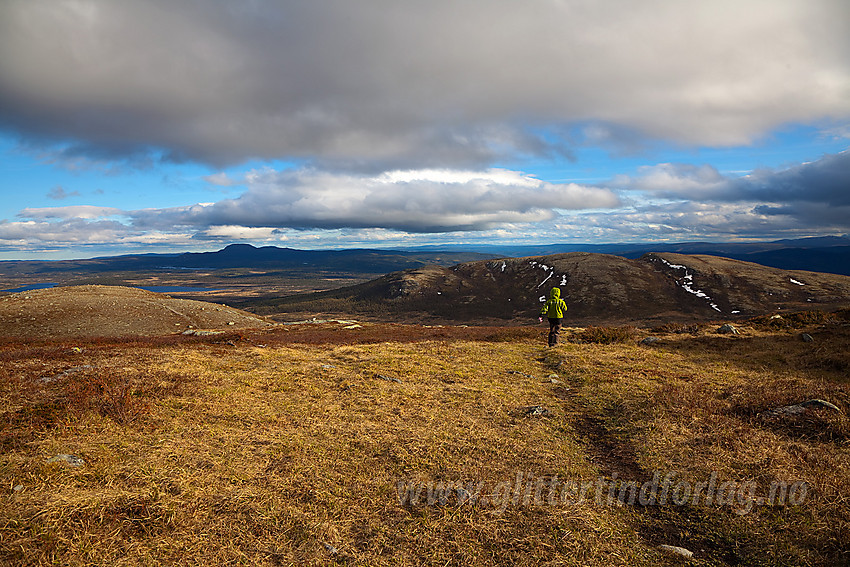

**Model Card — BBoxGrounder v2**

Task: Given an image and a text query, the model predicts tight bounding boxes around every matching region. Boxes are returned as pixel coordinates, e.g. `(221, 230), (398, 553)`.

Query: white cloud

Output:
(18, 205), (124, 219)
(195, 225), (279, 241)
(131, 167), (621, 232)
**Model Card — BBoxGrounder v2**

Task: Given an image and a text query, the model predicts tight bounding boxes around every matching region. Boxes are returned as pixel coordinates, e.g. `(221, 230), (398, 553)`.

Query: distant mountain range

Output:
(260, 251), (850, 325)
(0, 244), (499, 278)
(1, 236), (849, 280)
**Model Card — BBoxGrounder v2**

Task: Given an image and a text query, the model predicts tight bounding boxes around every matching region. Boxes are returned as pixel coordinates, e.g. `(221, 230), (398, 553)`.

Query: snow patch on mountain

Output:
(658, 257), (722, 313)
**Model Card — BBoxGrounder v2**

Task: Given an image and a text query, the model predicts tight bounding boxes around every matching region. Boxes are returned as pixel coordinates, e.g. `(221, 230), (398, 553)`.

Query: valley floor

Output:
(1, 317), (848, 565)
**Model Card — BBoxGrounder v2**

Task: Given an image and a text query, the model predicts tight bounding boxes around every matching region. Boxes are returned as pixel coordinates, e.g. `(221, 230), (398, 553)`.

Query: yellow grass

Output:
(1, 320), (848, 565)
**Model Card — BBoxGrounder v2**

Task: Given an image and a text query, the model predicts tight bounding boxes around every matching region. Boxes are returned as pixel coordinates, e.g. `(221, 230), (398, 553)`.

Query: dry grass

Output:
(572, 326), (638, 345)
(2, 319), (849, 565)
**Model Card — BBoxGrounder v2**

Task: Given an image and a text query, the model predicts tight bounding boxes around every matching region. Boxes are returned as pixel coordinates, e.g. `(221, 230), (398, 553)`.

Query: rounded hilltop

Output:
(0, 284), (274, 340)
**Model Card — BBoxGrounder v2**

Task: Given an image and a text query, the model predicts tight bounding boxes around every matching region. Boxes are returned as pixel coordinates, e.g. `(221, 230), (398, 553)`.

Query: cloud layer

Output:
(4, 149), (848, 253)
(615, 149), (850, 226)
(1, 0), (848, 168)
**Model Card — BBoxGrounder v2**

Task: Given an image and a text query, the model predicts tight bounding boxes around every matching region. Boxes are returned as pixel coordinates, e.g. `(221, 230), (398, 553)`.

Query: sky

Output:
(0, 0), (849, 260)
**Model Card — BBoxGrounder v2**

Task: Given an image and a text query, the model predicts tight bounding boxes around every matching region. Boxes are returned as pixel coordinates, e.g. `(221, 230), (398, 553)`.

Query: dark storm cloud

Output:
(611, 150), (850, 234)
(1, 0), (848, 168)
(615, 149), (850, 228)
(730, 151), (850, 208)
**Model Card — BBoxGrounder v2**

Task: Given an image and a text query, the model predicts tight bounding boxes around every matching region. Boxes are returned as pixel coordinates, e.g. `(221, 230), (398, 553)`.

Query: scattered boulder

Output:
(759, 399), (841, 418)
(800, 333), (814, 343)
(46, 454), (85, 467)
(639, 336), (661, 345)
(658, 544), (694, 559)
(717, 323), (740, 335)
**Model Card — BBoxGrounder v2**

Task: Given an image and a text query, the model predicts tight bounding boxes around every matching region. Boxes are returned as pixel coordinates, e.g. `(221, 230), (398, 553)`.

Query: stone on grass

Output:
(639, 336), (661, 345)
(182, 329), (225, 336)
(508, 370), (535, 379)
(46, 454), (85, 467)
(521, 405), (552, 417)
(658, 544), (694, 559)
(376, 373), (402, 383)
(759, 399), (841, 418)
(800, 333), (814, 343)
(717, 323), (740, 335)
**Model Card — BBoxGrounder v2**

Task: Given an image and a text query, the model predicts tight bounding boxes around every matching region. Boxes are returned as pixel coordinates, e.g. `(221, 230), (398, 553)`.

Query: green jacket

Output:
(540, 287), (567, 319)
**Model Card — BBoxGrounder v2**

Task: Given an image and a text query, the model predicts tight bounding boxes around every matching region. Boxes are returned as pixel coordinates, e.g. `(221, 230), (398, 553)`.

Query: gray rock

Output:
(39, 365), (93, 384)
(658, 544), (694, 558)
(181, 329), (225, 336)
(376, 373), (402, 383)
(800, 333), (814, 343)
(12, 484), (23, 492)
(639, 336), (661, 345)
(717, 323), (740, 335)
(46, 454), (85, 467)
(522, 405), (551, 417)
(508, 370), (535, 379)
(760, 399), (841, 418)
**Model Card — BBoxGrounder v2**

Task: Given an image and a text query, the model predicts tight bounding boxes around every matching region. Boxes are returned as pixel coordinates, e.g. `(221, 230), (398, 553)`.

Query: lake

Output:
(1, 283), (222, 293)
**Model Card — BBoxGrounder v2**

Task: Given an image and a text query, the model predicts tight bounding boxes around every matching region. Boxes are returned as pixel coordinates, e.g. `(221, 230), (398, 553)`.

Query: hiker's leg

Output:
(548, 318), (561, 346)
(552, 320), (561, 345)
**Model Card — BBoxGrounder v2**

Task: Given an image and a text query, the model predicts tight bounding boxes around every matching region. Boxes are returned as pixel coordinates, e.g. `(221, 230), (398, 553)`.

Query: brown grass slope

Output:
(0, 285), (274, 339)
(256, 252), (850, 324)
(1, 318), (849, 565)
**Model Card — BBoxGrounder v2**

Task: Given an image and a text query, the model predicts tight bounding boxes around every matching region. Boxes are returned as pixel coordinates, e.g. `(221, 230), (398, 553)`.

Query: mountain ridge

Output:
(260, 252), (850, 325)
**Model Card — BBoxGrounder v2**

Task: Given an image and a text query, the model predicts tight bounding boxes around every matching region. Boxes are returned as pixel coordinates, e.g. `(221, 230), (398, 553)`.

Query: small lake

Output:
(1, 283), (60, 293)
(135, 286), (222, 293)
(1, 283), (221, 293)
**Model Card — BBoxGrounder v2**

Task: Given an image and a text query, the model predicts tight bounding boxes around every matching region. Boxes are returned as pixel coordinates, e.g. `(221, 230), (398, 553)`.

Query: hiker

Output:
(538, 287), (567, 347)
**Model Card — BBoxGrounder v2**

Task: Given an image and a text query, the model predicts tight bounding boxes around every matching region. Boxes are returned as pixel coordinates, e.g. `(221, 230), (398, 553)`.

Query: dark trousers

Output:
(548, 318), (562, 346)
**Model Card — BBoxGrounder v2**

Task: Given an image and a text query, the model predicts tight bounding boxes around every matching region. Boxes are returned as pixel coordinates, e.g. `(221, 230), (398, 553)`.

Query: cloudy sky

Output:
(1, 0), (848, 259)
